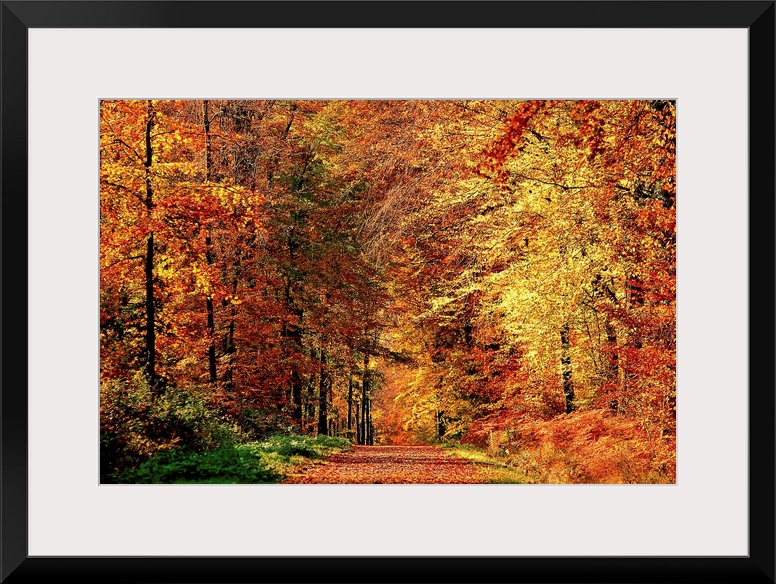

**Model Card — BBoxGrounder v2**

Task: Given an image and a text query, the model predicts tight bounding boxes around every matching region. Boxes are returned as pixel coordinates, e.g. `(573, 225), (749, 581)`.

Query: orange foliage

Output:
(464, 409), (675, 483)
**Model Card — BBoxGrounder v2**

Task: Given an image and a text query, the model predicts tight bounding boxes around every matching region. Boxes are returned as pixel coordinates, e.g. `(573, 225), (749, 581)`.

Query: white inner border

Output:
(28, 28), (749, 557)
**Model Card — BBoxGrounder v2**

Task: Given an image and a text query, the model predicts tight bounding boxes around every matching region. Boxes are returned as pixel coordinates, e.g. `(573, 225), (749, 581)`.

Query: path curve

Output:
(283, 445), (487, 484)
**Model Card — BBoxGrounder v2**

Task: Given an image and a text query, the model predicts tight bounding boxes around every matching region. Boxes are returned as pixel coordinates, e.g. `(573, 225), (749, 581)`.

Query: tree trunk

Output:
(361, 354), (369, 445)
(284, 284), (304, 427)
(317, 347), (329, 436)
(591, 274), (620, 410)
(203, 100), (218, 384)
(354, 402), (361, 445)
(347, 377), (353, 433)
(143, 100), (159, 394)
(290, 360), (303, 427)
(605, 322), (619, 411)
(366, 396), (373, 445)
(436, 410), (446, 439)
(224, 277), (238, 392)
(560, 322), (575, 413)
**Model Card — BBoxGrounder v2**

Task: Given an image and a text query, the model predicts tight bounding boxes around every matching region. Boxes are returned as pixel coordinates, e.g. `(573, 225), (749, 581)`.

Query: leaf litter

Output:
(283, 445), (488, 484)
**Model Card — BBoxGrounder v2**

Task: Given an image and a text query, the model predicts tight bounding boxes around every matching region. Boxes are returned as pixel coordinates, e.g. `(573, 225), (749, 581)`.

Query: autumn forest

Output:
(100, 99), (676, 484)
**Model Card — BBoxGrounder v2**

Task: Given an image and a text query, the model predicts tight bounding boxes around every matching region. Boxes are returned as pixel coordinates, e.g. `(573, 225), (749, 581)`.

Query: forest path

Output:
(282, 445), (488, 484)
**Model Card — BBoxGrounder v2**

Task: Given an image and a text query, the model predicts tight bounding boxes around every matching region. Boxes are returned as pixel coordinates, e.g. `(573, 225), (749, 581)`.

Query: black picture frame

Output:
(2, 2), (773, 583)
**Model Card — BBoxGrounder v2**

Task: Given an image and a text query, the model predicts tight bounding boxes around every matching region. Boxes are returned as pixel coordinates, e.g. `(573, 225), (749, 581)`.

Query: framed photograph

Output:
(3, 1), (773, 582)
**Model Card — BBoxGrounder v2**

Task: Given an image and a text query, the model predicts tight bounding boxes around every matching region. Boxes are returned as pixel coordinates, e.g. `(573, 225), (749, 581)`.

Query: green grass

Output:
(441, 443), (532, 484)
(119, 434), (352, 484)
(247, 434), (352, 477)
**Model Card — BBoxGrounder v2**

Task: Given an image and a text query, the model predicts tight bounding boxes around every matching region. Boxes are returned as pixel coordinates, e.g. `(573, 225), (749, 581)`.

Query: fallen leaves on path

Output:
(283, 445), (488, 484)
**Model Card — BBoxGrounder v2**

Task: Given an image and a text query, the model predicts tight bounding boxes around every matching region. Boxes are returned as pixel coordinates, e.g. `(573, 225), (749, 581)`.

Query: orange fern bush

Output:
(526, 410), (673, 483)
(465, 409), (674, 483)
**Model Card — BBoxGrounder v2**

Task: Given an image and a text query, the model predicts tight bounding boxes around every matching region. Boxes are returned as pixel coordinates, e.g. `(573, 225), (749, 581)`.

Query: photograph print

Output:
(100, 99), (676, 485)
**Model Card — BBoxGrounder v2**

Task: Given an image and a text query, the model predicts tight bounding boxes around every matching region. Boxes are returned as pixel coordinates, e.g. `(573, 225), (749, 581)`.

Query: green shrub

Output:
(150, 385), (239, 450)
(100, 377), (239, 483)
(121, 444), (279, 484)
(254, 434), (351, 459)
(118, 434), (351, 484)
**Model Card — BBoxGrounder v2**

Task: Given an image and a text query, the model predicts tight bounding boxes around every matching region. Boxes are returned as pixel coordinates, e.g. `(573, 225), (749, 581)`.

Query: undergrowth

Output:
(442, 444), (529, 483)
(452, 409), (675, 484)
(101, 377), (352, 484)
(117, 434), (352, 484)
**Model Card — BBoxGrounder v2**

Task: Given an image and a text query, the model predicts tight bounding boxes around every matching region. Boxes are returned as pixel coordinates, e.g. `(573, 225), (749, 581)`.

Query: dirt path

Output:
(282, 445), (488, 484)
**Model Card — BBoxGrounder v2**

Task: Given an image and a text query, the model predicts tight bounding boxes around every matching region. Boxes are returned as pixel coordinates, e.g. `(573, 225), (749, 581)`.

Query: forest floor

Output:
(282, 445), (502, 484)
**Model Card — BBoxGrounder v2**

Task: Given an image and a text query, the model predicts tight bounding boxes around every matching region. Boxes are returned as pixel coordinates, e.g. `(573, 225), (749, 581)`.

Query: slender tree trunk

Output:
(290, 364), (303, 427)
(143, 100), (158, 394)
(622, 275), (644, 414)
(560, 322), (575, 413)
(304, 368), (317, 434)
(224, 277), (238, 392)
(317, 347), (329, 436)
(205, 294), (217, 382)
(347, 377), (353, 433)
(605, 322), (619, 411)
(361, 354), (369, 445)
(591, 274), (620, 410)
(284, 283), (303, 427)
(355, 403), (361, 445)
(145, 234), (156, 388)
(436, 410), (446, 439)
(366, 396), (373, 445)
(364, 393), (369, 446)
(203, 100), (218, 383)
